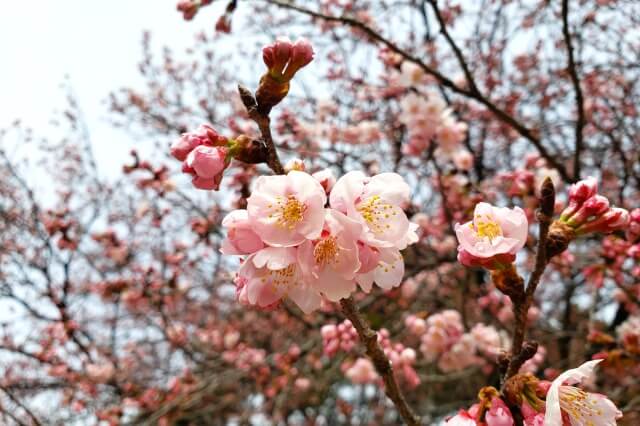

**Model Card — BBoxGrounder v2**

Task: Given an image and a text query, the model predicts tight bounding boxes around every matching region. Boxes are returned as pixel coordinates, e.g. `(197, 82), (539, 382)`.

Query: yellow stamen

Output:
(474, 214), (502, 241)
(358, 195), (396, 234)
(314, 236), (339, 266)
(271, 195), (306, 229)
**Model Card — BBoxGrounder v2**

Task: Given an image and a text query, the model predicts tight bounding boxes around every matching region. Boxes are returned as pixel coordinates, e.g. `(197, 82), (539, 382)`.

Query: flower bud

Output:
(186, 146), (227, 179)
(568, 176), (598, 204)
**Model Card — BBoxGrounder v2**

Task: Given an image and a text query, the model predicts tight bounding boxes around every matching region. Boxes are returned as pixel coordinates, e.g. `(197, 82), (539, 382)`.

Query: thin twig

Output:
(504, 179), (555, 380)
(340, 297), (421, 426)
(561, 0), (585, 180)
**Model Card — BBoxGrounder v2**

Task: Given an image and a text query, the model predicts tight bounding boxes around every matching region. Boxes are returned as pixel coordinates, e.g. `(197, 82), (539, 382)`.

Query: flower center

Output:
(267, 264), (296, 289)
(358, 195), (396, 234)
(474, 215), (502, 241)
(271, 195), (306, 229)
(314, 236), (339, 266)
(559, 386), (605, 423)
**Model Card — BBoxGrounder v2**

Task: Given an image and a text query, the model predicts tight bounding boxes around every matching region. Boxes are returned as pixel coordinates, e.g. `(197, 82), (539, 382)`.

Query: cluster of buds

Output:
(321, 320), (358, 357)
(377, 329), (420, 388)
(43, 210), (78, 250)
(256, 37), (314, 113)
(170, 124), (230, 190)
(170, 125), (267, 191)
(547, 177), (630, 257)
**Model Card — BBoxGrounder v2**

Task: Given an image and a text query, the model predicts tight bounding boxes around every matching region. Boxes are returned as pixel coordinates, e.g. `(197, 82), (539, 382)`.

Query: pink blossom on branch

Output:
(247, 170), (326, 247)
(455, 202), (528, 269)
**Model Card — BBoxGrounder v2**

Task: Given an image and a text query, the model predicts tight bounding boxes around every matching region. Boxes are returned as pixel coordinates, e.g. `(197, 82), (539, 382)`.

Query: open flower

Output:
(356, 246), (405, 292)
(298, 209), (362, 301)
(545, 359), (622, 426)
(247, 171), (326, 247)
(236, 247), (321, 314)
(455, 202), (528, 269)
(330, 171), (411, 248)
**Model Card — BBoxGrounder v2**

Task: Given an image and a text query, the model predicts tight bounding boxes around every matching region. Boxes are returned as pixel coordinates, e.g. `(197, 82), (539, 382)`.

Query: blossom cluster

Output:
(223, 170), (418, 313)
(395, 62), (470, 164)
(558, 177), (629, 235)
(407, 311), (505, 373)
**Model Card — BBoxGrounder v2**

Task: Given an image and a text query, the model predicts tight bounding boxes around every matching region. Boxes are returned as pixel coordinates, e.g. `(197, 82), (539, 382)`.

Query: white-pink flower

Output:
(544, 359), (622, 426)
(237, 247), (321, 314)
(356, 246), (405, 292)
(220, 210), (264, 255)
(330, 171), (411, 248)
(247, 171), (326, 247)
(455, 202), (528, 269)
(298, 209), (362, 301)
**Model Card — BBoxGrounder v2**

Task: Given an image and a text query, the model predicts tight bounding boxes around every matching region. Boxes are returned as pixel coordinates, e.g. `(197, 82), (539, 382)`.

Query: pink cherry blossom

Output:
(355, 246), (405, 292)
(330, 171), (411, 248)
(247, 171), (326, 247)
(236, 247), (322, 314)
(298, 209), (362, 301)
(220, 210), (264, 255)
(544, 359), (622, 426)
(455, 202), (528, 269)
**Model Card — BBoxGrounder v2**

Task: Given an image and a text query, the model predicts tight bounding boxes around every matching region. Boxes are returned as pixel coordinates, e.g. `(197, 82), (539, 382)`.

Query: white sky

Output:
(0, 0), (228, 175)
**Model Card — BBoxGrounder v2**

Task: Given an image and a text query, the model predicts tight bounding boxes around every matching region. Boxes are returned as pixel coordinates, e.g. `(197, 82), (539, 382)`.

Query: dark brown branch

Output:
(504, 178), (555, 380)
(237, 85), (285, 174)
(264, 0), (572, 183)
(561, 0), (586, 180)
(340, 297), (421, 426)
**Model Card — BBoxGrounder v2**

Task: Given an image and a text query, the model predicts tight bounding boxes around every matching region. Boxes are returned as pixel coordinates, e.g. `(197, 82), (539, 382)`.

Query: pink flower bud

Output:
(568, 176), (598, 203)
(321, 324), (337, 339)
(568, 194), (610, 226)
(285, 38), (314, 77)
(186, 146), (227, 179)
(263, 37), (293, 74)
(345, 358), (378, 384)
(577, 207), (630, 235)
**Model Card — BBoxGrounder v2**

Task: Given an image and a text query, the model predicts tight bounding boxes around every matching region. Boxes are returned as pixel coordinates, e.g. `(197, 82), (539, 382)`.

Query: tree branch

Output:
(561, 0), (586, 180)
(504, 178), (555, 380)
(340, 296), (421, 426)
(264, 0), (572, 183)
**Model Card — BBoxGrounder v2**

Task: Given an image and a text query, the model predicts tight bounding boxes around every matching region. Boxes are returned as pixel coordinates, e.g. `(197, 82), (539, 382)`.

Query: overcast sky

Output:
(1, 0), (228, 176)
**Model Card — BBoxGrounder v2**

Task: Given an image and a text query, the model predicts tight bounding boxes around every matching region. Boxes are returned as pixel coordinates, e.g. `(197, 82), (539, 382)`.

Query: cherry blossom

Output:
(545, 360), (622, 426)
(455, 202), (528, 269)
(247, 171), (326, 247)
